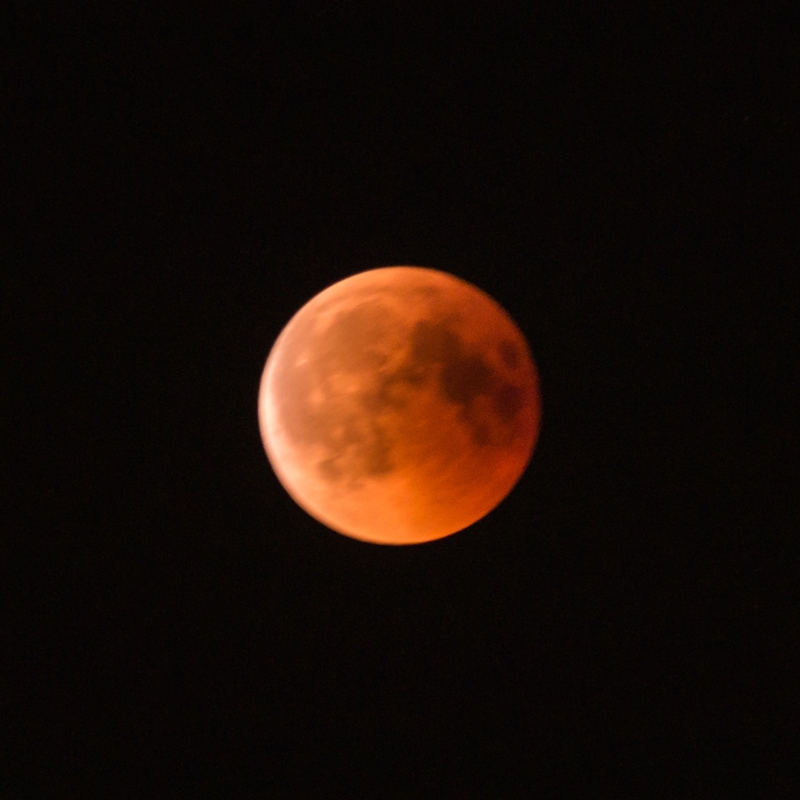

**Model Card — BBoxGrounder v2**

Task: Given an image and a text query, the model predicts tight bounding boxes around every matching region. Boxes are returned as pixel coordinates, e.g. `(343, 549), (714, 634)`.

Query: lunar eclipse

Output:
(258, 266), (541, 544)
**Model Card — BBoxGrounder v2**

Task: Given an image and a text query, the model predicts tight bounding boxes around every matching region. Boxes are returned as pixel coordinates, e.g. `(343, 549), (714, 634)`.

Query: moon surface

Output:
(258, 266), (541, 544)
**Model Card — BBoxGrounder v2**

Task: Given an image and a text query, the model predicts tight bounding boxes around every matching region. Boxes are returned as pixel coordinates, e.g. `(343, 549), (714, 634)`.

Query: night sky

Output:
(5, 2), (797, 796)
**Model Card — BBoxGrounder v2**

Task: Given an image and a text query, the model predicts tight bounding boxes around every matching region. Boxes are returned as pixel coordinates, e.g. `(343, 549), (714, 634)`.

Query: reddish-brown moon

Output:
(258, 266), (542, 545)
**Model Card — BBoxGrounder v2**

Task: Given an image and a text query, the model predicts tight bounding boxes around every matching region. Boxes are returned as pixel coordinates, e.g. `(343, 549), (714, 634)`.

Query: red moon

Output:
(258, 266), (542, 545)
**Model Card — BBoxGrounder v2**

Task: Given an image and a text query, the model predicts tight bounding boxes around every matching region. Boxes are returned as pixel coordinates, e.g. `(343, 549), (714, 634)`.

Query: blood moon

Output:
(258, 266), (541, 545)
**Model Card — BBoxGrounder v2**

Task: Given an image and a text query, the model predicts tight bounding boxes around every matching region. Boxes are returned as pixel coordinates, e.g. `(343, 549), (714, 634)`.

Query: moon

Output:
(258, 266), (542, 545)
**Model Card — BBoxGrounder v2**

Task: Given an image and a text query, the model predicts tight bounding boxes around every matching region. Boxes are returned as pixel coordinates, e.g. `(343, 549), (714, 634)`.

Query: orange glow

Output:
(258, 266), (541, 544)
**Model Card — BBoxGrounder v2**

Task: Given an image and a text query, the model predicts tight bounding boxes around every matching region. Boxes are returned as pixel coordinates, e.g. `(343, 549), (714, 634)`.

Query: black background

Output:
(4, 1), (798, 796)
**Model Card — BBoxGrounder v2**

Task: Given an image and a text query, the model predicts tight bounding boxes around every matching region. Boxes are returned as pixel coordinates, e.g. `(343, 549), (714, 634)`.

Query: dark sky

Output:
(5, 2), (798, 796)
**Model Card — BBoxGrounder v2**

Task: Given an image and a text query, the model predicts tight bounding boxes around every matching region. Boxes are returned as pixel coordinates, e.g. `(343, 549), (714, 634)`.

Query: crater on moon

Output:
(259, 266), (541, 544)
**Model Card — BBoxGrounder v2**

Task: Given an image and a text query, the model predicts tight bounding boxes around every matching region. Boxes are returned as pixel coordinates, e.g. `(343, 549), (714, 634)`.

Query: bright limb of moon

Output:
(258, 266), (542, 545)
